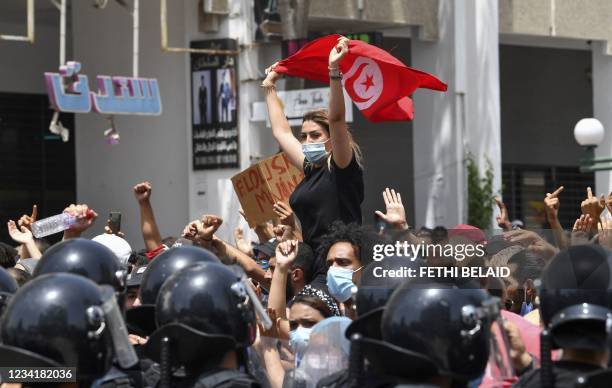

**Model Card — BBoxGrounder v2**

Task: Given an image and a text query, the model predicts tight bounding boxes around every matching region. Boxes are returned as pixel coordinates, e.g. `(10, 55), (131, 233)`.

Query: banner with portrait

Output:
(190, 39), (239, 169)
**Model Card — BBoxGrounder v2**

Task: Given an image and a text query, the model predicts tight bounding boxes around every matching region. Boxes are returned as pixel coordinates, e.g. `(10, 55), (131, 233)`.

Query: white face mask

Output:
(326, 266), (362, 302)
(302, 140), (329, 164)
(289, 325), (312, 367)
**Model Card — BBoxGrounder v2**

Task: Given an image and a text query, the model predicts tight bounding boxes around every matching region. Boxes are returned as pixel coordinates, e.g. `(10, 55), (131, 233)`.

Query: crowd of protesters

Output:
(1, 36), (612, 388)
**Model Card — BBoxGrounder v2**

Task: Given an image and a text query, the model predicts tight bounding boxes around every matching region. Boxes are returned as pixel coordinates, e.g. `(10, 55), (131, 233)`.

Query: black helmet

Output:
(126, 246), (220, 336)
(346, 255), (421, 339)
(33, 238), (125, 292)
(145, 262), (256, 370)
(539, 244), (612, 350)
(364, 283), (495, 383)
(0, 273), (115, 384)
(0, 266), (18, 315)
(138, 246), (220, 304)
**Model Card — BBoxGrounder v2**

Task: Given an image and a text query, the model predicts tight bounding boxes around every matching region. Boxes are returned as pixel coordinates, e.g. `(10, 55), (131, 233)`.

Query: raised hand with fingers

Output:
(598, 217), (612, 249)
(375, 188), (408, 230)
(234, 227), (253, 256)
(273, 201), (295, 227)
(18, 205), (38, 230)
(581, 187), (605, 221)
(262, 61), (280, 88)
(275, 240), (298, 271)
(572, 214), (594, 246)
(494, 197), (512, 231)
(8, 219), (42, 259)
(329, 36), (350, 69)
(133, 181), (152, 203)
(104, 221), (125, 238)
(238, 208), (274, 242)
(8, 220), (34, 245)
(200, 215), (223, 239)
(181, 221), (199, 241)
(63, 204), (98, 237)
(544, 186), (563, 223)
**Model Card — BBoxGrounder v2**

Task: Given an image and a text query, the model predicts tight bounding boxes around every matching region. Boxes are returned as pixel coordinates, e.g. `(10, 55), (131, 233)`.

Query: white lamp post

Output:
(574, 118), (604, 147)
(574, 118), (610, 172)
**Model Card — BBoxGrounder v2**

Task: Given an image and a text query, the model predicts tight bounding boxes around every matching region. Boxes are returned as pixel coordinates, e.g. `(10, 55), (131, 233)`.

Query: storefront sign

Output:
(45, 61), (162, 115)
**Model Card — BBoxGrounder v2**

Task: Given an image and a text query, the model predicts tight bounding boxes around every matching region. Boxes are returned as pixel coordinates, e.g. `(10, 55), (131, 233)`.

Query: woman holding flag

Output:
(261, 36), (364, 253)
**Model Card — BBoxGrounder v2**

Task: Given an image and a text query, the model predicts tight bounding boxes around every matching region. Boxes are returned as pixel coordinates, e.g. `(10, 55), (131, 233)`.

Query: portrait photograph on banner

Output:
(190, 39), (239, 170)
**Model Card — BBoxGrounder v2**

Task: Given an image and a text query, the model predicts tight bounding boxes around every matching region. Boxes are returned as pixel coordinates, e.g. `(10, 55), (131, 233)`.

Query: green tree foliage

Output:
(467, 154), (495, 230)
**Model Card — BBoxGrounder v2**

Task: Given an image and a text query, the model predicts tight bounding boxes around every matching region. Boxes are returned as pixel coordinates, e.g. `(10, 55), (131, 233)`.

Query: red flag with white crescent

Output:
(274, 34), (448, 122)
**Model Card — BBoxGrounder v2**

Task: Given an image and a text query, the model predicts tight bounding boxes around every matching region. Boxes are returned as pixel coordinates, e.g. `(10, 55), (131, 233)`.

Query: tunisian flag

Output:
(274, 34), (448, 122)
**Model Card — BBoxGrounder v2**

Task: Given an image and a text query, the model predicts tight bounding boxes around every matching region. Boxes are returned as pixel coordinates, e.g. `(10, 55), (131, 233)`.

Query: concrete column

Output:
(592, 42), (612, 194)
(411, 0), (501, 229)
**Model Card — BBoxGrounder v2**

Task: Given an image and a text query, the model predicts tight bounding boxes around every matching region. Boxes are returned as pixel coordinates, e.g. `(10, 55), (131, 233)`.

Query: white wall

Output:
(411, 0), (501, 228)
(0, 21), (59, 93)
(71, 1), (189, 247)
(592, 41), (612, 194)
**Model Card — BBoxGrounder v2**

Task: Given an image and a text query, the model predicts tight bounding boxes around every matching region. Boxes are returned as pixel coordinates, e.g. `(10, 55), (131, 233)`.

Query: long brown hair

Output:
(302, 109), (363, 169)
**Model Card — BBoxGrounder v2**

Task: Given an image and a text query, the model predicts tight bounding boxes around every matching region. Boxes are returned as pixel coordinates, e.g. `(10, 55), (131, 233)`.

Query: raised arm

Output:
(8, 220), (41, 259)
(62, 204), (98, 240)
(181, 215), (269, 286)
(544, 186), (568, 249)
(133, 182), (163, 252)
(213, 236), (268, 288)
(328, 36), (353, 168)
(268, 240), (298, 321)
(262, 64), (304, 169)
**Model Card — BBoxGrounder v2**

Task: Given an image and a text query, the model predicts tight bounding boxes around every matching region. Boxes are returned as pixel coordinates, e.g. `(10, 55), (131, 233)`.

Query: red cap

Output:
(449, 224), (486, 245)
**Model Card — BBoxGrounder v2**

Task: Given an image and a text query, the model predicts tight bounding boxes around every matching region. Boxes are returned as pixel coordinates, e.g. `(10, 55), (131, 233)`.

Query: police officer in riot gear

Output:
(515, 244), (612, 388)
(361, 281), (499, 388)
(315, 255), (419, 388)
(0, 273), (138, 387)
(126, 245), (219, 336)
(144, 262), (261, 387)
(0, 265), (18, 316)
(33, 238), (127, 293)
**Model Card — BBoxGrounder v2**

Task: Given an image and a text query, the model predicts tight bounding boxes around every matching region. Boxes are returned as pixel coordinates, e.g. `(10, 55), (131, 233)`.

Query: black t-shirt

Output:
(514, 361), (603, 388)
(289, 154), (364, 252)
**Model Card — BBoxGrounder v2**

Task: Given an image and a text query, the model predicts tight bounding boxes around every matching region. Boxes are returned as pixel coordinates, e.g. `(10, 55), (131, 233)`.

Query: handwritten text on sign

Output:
(232, 153), (304, 227)
(45, 61), (162, 115)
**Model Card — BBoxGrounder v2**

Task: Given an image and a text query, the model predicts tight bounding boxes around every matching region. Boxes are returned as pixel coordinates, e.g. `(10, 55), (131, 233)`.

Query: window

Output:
(0, 92), (75, 244)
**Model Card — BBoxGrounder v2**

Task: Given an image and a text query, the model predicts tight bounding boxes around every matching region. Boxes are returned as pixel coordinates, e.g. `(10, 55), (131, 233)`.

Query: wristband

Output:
(329, 68), (342, 80)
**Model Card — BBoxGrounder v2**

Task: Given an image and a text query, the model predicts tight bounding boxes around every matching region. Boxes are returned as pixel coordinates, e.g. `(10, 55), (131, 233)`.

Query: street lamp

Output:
(574, 118), (611, 172)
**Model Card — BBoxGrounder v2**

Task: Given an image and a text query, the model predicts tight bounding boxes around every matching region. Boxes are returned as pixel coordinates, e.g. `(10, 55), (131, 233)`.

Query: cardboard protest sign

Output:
(232, 153), (304, 227)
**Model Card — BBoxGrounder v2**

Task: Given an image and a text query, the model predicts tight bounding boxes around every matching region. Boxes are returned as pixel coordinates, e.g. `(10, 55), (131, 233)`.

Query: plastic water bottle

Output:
(31, 210), (95, 238)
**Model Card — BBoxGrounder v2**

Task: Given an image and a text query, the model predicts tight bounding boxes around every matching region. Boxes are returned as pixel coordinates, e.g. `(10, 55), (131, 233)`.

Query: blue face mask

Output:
(302, 141), (329, 164)
(326, 266), (357, 302)
(520, 288), (534, 316)
(289, 326), (312, 366)
(520, 301), (533, 316)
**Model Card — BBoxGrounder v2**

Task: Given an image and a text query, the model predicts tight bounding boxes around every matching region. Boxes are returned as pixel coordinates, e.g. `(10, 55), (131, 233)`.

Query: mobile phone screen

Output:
(109, 211), (121, 234)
